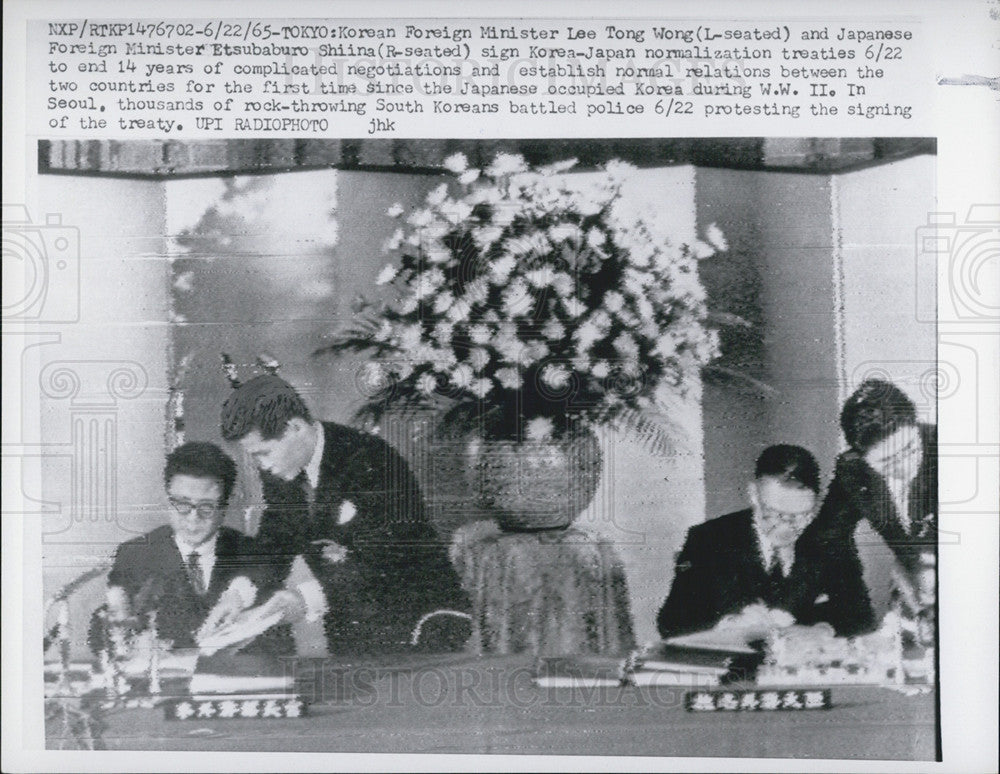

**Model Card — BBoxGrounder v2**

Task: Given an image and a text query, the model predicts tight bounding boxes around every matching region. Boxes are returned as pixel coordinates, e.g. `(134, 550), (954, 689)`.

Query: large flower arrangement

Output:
(322, 152), (725, 451)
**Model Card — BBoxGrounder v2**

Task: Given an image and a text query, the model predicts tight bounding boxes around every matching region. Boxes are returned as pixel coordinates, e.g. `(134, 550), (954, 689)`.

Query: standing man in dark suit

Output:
(91, 442), (291, 656)
(806, 379), (936, 633)
(657, 445), (872, 640)
(216, 374), (470, 654)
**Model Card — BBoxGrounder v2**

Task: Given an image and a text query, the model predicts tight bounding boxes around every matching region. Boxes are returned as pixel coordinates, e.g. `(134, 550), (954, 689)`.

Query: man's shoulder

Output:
(116, 523), (174, 552)
(686, 509), (753, 542)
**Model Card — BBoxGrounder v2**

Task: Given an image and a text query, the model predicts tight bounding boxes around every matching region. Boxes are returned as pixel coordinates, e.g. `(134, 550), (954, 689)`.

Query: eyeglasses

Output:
(866, 434), (921, 471)
(169, 498), (220, 519)
(759, 503), (815, 523)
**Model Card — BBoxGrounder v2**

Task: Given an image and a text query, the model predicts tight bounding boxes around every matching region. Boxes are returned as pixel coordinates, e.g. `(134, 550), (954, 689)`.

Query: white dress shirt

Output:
(173, 531), (257, 607)
(174, 532), (218, 592)
(752, 518), (794, 577)
(295, 422), (329, 622)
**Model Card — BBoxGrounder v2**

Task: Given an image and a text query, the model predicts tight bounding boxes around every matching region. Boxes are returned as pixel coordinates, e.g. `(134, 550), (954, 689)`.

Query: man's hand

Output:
(256, 589), (308, 624)
(197, 587), (248, 641)
(717, 603), (795, 642)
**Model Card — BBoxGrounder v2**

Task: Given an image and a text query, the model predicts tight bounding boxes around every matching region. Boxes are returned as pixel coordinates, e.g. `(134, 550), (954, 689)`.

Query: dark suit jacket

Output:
(93, 524), (292, 656)
(798, 423), (937, 632)
(252, 421), (469, 653)
(657, 509), (873, 639)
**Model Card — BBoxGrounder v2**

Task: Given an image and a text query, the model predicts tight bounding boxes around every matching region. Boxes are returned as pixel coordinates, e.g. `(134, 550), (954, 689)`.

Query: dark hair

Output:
(220, 374), (312, 441)
(840, 378), (917, 453)
(755, 444), (821, 493)
(163, 442), (238, 506)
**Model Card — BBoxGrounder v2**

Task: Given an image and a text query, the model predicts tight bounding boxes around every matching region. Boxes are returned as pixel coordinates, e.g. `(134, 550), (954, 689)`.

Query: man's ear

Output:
(285, 416), (309, 435)
(746, 481), (760, 508)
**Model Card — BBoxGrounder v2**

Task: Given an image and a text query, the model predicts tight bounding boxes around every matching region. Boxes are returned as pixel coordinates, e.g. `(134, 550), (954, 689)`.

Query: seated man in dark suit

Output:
(89, 442), (292, 656)
(213, 374), (470, 655)
(657, 445), (871, 641)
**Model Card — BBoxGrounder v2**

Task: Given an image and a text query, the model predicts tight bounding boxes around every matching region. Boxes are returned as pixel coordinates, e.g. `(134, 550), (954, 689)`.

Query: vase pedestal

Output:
(450, 520), (635, 656)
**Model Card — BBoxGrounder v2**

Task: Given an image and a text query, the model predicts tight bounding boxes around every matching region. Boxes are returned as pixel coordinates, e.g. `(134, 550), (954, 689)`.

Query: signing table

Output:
(46, 653), (937, 760)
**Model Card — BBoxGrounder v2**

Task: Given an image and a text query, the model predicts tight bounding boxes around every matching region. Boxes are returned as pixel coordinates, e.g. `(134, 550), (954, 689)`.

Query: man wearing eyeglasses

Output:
(657, 445), (871, 640)
(90, 442), (291, 655)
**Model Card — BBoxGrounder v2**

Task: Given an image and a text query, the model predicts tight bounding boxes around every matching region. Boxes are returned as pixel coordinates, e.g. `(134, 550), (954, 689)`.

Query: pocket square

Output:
(338, 500), (357, 525)
(813, 593), (830, 605)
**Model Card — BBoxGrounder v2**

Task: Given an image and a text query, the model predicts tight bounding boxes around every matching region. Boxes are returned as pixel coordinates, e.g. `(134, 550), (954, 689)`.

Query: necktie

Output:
(186, 550), (206, 596)
(767, 554), (785, 596)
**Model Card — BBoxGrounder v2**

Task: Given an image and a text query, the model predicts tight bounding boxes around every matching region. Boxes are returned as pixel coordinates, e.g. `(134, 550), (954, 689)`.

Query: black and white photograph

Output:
(3, 3), (998, 773)
(24, 136), (942, 757)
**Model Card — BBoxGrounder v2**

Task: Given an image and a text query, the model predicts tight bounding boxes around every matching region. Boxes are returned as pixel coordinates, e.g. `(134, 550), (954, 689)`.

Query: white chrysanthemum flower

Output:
(458, 169), (481, 186)
(525, 266), (555, 287)
(472, 225), (504, 250)
(432, 320), (454, 344)
(374, 320), (394, 342)
(540, 363), (570, 389)
(623, 268), (654, 295)
(525, 340), (550, 363)
(502, 280), (534, 317)
(468, 324), (492, 345)
(398, 296), (419, 314)
(591, 360), (610, 379)
(590, 309), (612, 330)
(705, 223), (727, 252)
(542, 319), (565, 340)
(470, 377), (493, 398)
(442, 153), (468, 174)
(496, 336), (528, 364)
(440, 200), (474, 225)
(654, 332), (678, 358)
(426, 183), (449, 207)
(548, 223), (582, 243)
(382, 228), (405, 252)
(552, 272), (574, 297)
(412, 275), (435, 300)
(492, 203), (519, 228)
(490, 254), (517, 283)
(625, 240), (655, 267)
(399, 324), (423, 350)
(586, 227), (606, 250)
(464, 278), (489, 304)
(486, 153), (528, 178)
(469, 185), (502, 206)
(433, 348), (459, 370)
(563, 296), (586, 318)
(386, 203), (404, 218)
(390, 360), (414, 380)
(526, 416), (555, 442)
(469, 347), (490, 372)
(573, 321), (602, 352)
(450, 363), (474, 389)
(407, 208), (433, 228)
(446, 297), (472, 323)
(433, 291), (455, 314)
(495, 367), (522, 390)
(421, 246), (449, 265)
(416, 372), (437, 395)
(613, 332), (639, 357)
(636, 296), (655, 320)
(691, 240), (714, 259)
(575, 189), (604, 217)
(375, 264), (398, 285)
(603, 291), (625, 313)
